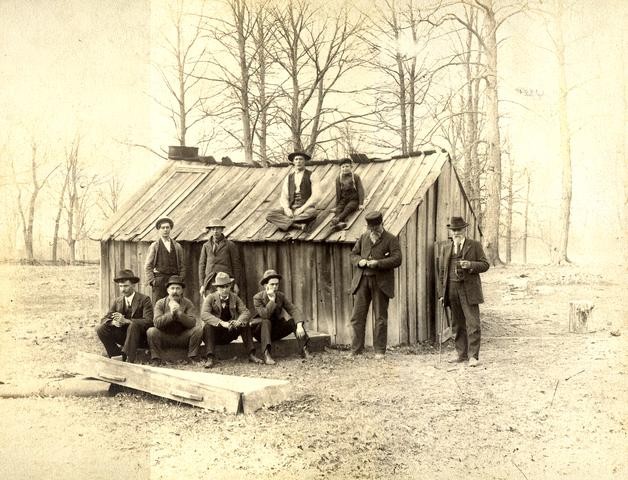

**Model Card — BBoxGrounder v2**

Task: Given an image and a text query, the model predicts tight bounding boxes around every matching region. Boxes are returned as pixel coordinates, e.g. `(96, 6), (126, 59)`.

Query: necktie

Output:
(454, 242), (460, 255)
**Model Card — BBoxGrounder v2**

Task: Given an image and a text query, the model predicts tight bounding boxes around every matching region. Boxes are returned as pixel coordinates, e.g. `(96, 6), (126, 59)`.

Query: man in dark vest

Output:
(144, 216), (186, 304)
(200, 272), (263, 368)
(349, 211), (402, 359)
(437, 216), (489, 367)
(265, 151), (320, 231)
(96, 269), (153, 363)
(198, 218), (242, 298)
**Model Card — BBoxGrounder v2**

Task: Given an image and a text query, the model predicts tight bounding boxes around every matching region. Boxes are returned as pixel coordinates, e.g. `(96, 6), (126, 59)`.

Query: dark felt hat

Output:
(212, 272), (234, 287)
(365, 210), (383, 226)
(155, 216), (174, 229)
(113, 269), (140, 284)
(287, 151), (311, 163)
(206, 217), (226, 229)
(166, 275), (185, 288)
(447, 216), (468, 230)
(260, 269), (282, 285)
(339, 157), (352, 166)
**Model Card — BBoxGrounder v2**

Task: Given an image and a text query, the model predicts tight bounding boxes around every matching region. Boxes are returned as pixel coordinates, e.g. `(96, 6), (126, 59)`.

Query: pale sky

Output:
(1, 0), (626, 263)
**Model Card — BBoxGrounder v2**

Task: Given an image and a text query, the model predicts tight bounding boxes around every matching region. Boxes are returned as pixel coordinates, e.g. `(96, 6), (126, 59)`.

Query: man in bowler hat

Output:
(265, 151), (321, 231)
(349, 211), (402, 359)
(252, 269), (311, 365)
(144, 216), (187, 303)
(147, 275), (203, 366)
(198, 218), (242, 298)
(200, 272), (263, 368)
(96, 269), (153, 363)
(437, 216), (489, 367)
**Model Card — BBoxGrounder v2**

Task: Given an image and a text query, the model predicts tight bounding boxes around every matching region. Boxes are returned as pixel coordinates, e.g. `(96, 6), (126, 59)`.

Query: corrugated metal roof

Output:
(101, 151), (448, 243)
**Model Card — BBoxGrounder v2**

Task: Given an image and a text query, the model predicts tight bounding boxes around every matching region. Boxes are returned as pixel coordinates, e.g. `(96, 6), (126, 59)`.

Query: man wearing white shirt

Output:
(96, 269), (153, 363)
(144, 216), (187, 303)
(266, 152), (320, 231)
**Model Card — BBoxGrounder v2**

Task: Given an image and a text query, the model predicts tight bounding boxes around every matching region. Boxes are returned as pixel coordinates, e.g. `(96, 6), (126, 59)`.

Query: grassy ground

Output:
(0, 263), (626, 479)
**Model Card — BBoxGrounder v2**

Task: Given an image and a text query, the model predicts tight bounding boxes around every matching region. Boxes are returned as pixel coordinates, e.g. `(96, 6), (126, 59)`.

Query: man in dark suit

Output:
(200, 272), (263, 368)
(252, 269), (311, 365)
(96, 269), (153, 363)
(147, 275), (203, 366)
(349, 211), (402, 359)
(437, 216), (489, 367)
(144, 216), (187, 304)
(198, 218), (242, 298)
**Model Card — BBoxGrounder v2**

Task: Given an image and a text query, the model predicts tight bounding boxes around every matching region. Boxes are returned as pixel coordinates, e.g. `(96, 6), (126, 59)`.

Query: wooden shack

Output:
(99, 150), (480, 346)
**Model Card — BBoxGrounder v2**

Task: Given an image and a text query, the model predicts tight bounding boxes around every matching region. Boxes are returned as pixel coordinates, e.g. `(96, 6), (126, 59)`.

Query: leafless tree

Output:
(10, 142), (57, 262)
(97, 174), (125, 219)
(270, 0), (367, 155)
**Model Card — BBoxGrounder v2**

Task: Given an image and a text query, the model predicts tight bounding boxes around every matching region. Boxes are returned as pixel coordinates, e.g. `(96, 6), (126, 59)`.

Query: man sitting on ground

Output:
(252, 269), (311, 365)
(147, 276), (203, 366)
(200, 272), (263, 368)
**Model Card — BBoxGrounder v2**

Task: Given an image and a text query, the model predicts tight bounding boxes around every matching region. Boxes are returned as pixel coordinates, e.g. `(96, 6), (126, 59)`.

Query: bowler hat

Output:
(206, 217), (226, 229)
(260, 269), (282, 285)
(212, 271), (234, 287)
(166, 275), (185, 288)
(365, 210), (383, 226)
(155, 216), (174, 229)
(447, 216), (468, 230)
(113, 269), (140, 284)
(287, 151), (311, 163)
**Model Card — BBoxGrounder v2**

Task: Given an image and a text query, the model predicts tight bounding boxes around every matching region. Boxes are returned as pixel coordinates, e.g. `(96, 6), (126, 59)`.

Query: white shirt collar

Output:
(161, 237), (172, 251)
(293, 170), (305, 192)
(125, 292), (135, 307)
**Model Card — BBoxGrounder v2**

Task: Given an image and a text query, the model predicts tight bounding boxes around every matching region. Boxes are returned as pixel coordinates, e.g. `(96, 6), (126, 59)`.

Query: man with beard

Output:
(198, 218), (242, 298)
(147, 275), (203, 366)
(265, 151), (321, 232)
(437, 216), (489, 367)
(200, 272), (263, 368)
(144, 217), (187, 304)
(96, 269), (153, 363)
(349, 211), (402, 359)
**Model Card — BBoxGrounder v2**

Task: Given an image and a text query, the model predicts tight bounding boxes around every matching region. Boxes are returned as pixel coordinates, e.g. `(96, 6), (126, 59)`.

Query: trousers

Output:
(146, 322), (204, 359)
(251, 317), (309, 352)
(350, 275), (389, 354)
(265, 206), (318, 231)
(447, 281), (481, 360)
(202, 323), (255, 356)
(96, 321), (148, 363)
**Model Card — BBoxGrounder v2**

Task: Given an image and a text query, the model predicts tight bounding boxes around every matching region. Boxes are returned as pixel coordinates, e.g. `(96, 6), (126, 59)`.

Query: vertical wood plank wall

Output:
(100, 158), (480, 346)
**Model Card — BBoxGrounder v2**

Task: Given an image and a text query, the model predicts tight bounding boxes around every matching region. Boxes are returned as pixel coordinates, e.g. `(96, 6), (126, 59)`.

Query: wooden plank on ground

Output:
(73, 352), (291, 414)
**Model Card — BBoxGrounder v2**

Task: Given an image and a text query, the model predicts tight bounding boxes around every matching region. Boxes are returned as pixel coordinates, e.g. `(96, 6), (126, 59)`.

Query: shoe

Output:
(347, 351), (361, 359)
(203, 355), (215, 369)
(248, 353), (264, 364)
(150, 358), (165, 367)
(468, 357), (480, 367)
(448, 355), (467, 364)
(374, 353), (385, 360)
(121, 353), (128, 362)
(264, 350), (276, 365)
(187, 355), (201, 365)
(336, 221), (347, 230)
(302, 346), (312, 360)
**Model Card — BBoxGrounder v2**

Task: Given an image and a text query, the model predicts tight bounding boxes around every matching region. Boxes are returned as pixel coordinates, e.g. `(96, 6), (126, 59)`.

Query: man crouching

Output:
(200, 272), (263, 368)
(147, 275), (203, 366)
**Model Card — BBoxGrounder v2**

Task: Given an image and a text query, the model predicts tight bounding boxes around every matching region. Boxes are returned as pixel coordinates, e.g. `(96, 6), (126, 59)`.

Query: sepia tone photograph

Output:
(0, 0), (626, 478)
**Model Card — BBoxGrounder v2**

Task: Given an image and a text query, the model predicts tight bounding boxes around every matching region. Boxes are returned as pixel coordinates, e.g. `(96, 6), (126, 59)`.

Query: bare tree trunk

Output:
(555, 0), (572, 264)
(52, 172), (69, 263)
(177, 15), (187, 146)
(523, 169), (530, 264)
(255, 7), (269, 166)
(482, 3), (503, 265)
(505, 152), (514, 264)
(234, 0), (254, 164)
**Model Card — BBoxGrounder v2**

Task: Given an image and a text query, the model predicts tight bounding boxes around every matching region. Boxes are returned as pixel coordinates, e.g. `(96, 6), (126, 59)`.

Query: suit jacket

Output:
(350, 230), (402, 298)
(100, 292), (153, 329)
(253, 290), (304, 324)
(153, 296), (198, 333)
(437, 238), (489, 306)
(144, 239), (186, 286)
(201, 291), (250, 327)
(198, 238), (242, 290)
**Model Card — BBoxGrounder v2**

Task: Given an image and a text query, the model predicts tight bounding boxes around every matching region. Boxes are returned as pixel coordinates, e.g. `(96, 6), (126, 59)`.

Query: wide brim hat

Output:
(206, 217), (226, 229)
(155, 216), (174, 229)
(260, 269), (282, 285)
(365, 210), (383, 226)
(166, 275), (186, 288)
(447, 216), (468, 230)
(212, 272), (234, 287)
(113, 269), (140, 284)
(287, 151), (311, 163)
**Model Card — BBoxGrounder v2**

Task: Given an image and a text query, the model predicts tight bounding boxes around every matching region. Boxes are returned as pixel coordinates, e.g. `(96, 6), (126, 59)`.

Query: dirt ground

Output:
(0, 263), (626, 479)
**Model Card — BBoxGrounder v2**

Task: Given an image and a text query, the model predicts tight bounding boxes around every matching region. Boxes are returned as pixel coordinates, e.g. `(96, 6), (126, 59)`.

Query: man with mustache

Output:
(349, 211), (402, 359)
(198, 218), (243, 298)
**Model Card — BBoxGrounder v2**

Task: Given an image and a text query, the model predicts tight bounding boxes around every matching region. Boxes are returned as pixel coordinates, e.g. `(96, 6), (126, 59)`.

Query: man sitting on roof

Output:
(265, 151), (320, 232)
(329, 157), (365, 231)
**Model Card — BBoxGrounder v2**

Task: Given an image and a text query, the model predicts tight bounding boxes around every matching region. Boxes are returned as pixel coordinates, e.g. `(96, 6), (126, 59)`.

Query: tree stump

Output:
(569, 301), (594, 333)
